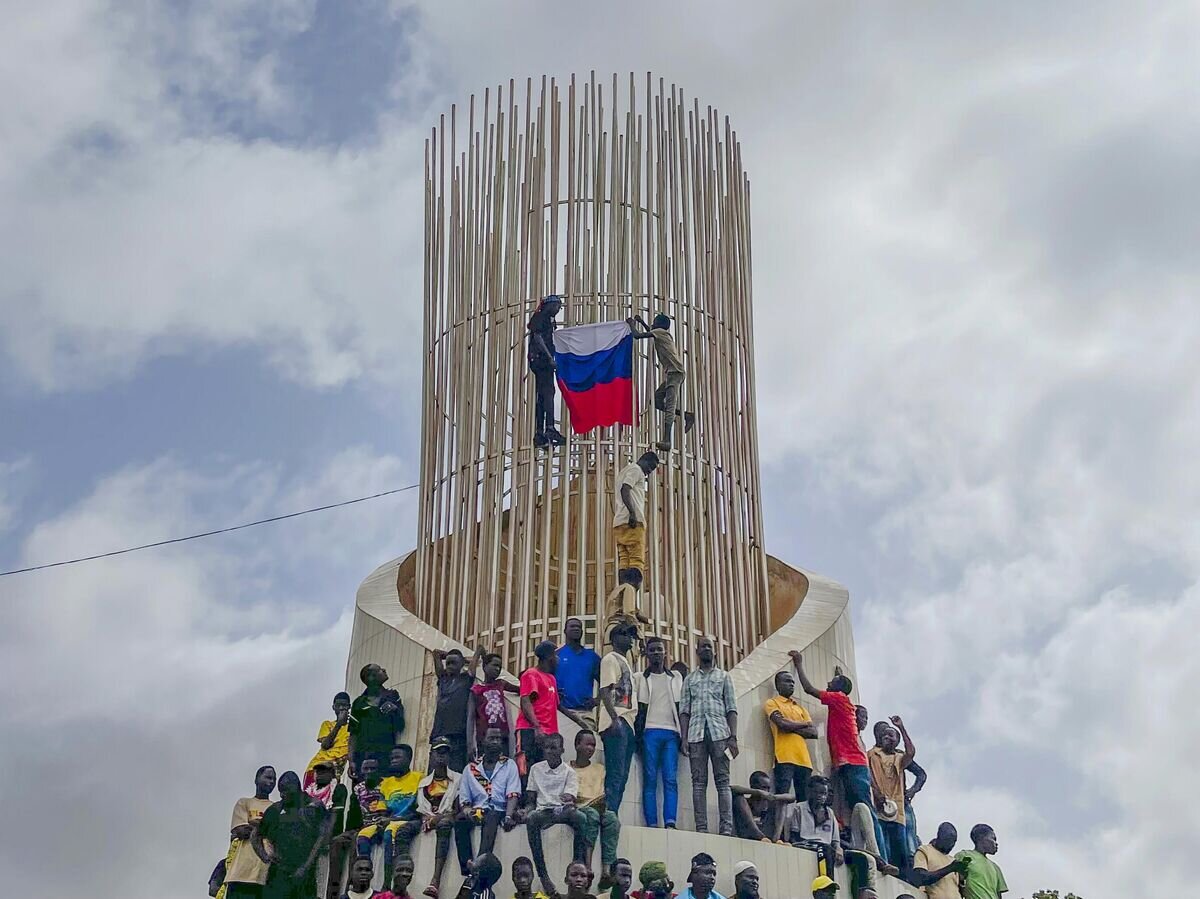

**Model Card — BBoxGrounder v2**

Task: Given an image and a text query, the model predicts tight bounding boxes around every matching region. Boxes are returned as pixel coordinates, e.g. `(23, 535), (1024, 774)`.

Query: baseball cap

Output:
(430, 737), (452, 752)
(732, 862), (756, 878)
(811, 875), (839, 891)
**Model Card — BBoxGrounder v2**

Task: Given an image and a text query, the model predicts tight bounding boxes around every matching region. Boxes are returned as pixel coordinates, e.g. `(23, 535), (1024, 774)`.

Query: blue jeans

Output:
(880, 820), (911, 871)
(904, 801), (920, 857)
(602, 719), (636, 812)
(837, 765), (886, 857)
(640, 728), (680, 826)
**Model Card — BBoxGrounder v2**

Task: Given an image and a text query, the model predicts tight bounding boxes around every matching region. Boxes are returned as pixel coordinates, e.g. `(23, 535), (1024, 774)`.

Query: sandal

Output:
(423, 886), (438, 898)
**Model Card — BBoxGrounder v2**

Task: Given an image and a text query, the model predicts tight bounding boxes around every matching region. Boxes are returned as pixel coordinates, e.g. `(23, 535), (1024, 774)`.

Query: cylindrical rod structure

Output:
(416, 73), (768, 670)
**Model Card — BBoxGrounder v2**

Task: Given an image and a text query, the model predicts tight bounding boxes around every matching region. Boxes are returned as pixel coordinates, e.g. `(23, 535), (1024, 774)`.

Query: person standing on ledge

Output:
(679, 636), (738, 836)
(556, 617), (601, 716)
(635, 636), (683, 829)
(597, 623), (638, 815)
(348, 664), (405, 780)
(867, 716), (916, 874)
(528, 295), (565, 448)
(956, 824), (1007, 899)
(626, 314), (694, 452)
(431, 648), (476, 772)
(515, 642), (590, 779)
(607, 452), (659, 630)
(790, 652), (886, 856)
(910, 822), (968, 899)
(765, 667), (818, 801)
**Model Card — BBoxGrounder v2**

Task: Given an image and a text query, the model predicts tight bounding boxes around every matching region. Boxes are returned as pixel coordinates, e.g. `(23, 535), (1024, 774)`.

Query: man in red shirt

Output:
(516, 641), (589, 780)
(790, 651), (886, 856)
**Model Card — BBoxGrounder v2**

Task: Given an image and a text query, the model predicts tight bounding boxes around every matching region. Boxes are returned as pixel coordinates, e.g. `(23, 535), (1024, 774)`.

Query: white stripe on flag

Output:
(553, 321), (630, 356)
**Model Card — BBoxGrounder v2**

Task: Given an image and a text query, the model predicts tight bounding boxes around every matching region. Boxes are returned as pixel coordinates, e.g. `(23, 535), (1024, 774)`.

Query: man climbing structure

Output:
(606, 451), (660, 630)
(529, 295), (566, 448)
(627, 314), (694, 452)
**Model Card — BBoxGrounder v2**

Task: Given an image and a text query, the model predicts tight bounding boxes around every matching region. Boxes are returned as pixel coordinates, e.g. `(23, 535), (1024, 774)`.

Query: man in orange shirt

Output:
(764, 667), (818, 800)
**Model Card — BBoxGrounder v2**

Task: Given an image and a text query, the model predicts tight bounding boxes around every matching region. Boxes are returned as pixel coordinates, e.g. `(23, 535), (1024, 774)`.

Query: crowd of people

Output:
(210, 626), (1007, 899)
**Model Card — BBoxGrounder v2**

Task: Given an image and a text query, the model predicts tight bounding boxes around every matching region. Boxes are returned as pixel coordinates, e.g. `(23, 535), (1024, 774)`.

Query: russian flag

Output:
(554, 321), (635, 434)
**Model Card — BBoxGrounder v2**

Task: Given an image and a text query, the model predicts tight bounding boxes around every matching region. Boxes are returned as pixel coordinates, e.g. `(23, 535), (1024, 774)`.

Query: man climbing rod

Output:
(529, 294), (566, 448)
(627, 313), (694, 452)
(606, 451), (660, 630)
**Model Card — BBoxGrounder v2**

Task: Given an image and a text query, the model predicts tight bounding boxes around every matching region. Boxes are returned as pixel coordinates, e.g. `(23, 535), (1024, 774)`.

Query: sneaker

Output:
(545, 427), (567, 446)
(683, 411), (696, 433)
(534, 432), (549, 448)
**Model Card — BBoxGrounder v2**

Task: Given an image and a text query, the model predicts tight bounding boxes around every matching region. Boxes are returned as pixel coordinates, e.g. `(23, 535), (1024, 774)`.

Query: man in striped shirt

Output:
(678, 636), (738, 835)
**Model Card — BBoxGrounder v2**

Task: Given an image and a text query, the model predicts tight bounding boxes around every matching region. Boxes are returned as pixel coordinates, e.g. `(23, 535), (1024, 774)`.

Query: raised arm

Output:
(468, 645), (485, 677)
(788, 651), (823, 698)
(625, 316), (655, 339)
(890, 715), (916, 766)
(432, 649), (447, 678)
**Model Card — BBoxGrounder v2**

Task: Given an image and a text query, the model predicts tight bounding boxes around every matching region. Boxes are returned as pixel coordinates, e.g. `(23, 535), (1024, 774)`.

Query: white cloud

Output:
(1, 0), (426, 392)
(0, 456), (32, 535)
(6, 2), (1200, 897)
(0, 446), (413, 897)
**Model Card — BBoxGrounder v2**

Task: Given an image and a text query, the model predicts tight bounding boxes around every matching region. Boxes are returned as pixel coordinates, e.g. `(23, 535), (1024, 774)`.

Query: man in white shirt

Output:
(523, 732), (587, 898)
(607, 452), (659, 630)
(635, 636), (683, 828)
(598, 623), (639, 814)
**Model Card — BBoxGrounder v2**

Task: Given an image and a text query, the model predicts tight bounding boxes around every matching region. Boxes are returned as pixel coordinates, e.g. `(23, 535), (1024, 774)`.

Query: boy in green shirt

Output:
(956, 824), (1008, 899)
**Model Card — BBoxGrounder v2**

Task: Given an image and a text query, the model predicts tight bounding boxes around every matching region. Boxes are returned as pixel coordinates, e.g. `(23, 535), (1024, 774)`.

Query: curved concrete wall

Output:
(345, 553), (907, 898)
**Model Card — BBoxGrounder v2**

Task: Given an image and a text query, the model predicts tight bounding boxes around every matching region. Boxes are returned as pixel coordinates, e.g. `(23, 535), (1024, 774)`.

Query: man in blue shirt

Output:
(557, 617), (600, 712)
(679, 853), (726, 899)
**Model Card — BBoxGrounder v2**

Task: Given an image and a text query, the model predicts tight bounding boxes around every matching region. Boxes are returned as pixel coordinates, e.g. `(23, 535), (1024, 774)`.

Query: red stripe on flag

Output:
(558, 376), (636, 434)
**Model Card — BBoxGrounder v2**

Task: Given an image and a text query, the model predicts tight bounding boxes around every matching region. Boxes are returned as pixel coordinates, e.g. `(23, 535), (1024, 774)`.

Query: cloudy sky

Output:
(3, 2), (1197, 896)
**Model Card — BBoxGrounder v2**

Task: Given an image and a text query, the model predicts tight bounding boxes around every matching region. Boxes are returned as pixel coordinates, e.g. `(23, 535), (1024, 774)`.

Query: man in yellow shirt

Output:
(305, 691), (352, 786)
(376, 744), (425, 875)
(764, 668), (818, 800)
(911, 822), (970, 899)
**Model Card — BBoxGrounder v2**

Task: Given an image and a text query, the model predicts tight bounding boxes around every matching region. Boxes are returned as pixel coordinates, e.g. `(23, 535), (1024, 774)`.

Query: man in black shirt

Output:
(432, 648), (475, 771)
(253, 770), (328, 899)
(527, 294), (565, 448)
(349, 664), (405, 779)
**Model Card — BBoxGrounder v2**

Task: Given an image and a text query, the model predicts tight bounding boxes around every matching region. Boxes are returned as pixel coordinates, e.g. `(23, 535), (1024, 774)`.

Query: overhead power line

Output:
(0, 483), (419, 578)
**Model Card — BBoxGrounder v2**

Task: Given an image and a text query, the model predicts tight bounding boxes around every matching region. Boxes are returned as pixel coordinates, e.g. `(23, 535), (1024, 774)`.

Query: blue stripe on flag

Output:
(555, 336), (633, 392)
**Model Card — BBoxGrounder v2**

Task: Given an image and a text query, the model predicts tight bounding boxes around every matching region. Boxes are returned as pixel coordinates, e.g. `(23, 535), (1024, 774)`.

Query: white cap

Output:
(732, 861), (756, 878)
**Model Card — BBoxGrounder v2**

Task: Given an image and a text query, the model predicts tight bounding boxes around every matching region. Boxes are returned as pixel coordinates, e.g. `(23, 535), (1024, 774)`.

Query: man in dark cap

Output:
(528, 295), (565, 448)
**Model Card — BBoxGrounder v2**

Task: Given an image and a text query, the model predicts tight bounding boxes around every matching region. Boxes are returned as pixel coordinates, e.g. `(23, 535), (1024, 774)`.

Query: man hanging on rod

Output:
(605, 451), (660, 633)
(626, 314), (694, 452)
(529, 294), (566, 448)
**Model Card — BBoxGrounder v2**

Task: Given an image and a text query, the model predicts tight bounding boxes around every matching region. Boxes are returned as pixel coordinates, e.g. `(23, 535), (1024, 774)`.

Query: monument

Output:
(344, 74), (899, 897)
